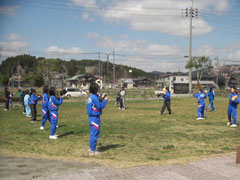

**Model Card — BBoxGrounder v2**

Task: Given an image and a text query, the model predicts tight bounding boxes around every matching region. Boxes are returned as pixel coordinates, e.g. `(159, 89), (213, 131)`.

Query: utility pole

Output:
(106, 52), (110, 88)
(113, 50), (115, 89)
(182, 0), (198, 94)
(98, 52), (101, 77)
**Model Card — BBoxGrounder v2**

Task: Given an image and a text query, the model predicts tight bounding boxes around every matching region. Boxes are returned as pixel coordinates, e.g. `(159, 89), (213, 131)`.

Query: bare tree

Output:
(211, 60), (240, 89)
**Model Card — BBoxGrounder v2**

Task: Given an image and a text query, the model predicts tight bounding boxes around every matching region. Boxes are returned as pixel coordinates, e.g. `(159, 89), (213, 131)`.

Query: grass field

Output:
(0, 97), (239, 167)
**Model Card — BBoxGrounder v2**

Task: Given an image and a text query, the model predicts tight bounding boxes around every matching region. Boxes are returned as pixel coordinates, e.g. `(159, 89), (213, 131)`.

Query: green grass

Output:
(0, 97), (240, 167)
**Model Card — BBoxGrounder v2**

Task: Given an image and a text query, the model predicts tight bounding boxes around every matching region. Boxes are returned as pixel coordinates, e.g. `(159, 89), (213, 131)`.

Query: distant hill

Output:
(0, 54), (155, 82)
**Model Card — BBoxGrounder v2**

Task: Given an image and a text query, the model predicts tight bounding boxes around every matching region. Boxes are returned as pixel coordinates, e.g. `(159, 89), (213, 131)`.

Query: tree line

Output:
(0, 54), (155, 86)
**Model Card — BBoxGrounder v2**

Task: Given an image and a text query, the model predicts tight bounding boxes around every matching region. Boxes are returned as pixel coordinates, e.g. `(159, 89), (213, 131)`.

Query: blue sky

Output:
(0, 0), (239, 72)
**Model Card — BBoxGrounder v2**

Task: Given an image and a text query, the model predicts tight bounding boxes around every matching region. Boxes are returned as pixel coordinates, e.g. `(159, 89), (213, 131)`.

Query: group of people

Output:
(193, 87), (239, 127)
(3, 84), (240, 156)
(158, 86), (239, 128)
(4, 86), (65, 139)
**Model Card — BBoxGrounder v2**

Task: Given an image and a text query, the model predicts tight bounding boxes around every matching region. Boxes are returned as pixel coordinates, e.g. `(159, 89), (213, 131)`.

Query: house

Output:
(133, 77), (151, 87)
(50, 72), (68, 88)
(156, 73), (219, 94)
(67, 74), (102, 89)
(118, 78), (134, 89)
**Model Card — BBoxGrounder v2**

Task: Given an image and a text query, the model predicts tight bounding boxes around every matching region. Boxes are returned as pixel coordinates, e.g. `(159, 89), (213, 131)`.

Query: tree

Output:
(211, 60), (240, 89)
(37, 58), (62, 87)
(186, 56), (213, 88)
(0, 75), (9, 86)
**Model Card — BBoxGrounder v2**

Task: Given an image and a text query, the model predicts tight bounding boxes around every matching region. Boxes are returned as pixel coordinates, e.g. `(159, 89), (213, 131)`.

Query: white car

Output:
(65, 88), (87, 97)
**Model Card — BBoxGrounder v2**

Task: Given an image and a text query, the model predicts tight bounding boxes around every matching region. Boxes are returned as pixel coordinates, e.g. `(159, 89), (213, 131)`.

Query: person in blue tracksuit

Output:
(87, 83), (109, 155)
(29, 89), (40, 122)
(48, 87), (65, 140)
(40, 86), (50, 130)
(24, 89), (31, 118)
(160, 87), (172, 115)
(193, 89), (207, 120)
(227, 86), (240, 127)
(206, 88), (215, 111)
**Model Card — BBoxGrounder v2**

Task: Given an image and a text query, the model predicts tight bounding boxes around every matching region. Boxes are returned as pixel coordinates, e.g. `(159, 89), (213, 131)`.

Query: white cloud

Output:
(228, 50), (240, 60)
(82, 12), (94, 22)
(6, 33), (25, 41)
(0, 5), (19, 16)
(45, 46), (84, 56)
(87, 32), (100, 39)
(0, 34), (28, 59)
(71, 0), (231, 36)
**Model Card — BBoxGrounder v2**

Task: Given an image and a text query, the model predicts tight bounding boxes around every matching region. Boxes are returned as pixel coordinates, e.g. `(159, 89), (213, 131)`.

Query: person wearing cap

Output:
(193, 89), (207, 120)
(160, 87), (172, 115)
(227, 86), (240, 127)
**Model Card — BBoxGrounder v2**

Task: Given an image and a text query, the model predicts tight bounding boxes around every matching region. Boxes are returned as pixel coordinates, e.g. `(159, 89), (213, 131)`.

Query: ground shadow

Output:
(98, 144), (125, 152)
(58, 131), (75, 138)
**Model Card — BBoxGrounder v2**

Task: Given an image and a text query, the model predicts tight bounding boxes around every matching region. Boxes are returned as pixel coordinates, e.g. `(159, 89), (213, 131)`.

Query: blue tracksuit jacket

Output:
(163, 92), (171, 101)
(227, 93), (240, 125)
(29, 94), (39, 105)
(193, 92), (207, 118)
(208, 91), (215, 101)
(87, 94), (107, 151)
(48, 96), (63, 136)
(207, 91), (215, 111)
(41, 93), (49, 127)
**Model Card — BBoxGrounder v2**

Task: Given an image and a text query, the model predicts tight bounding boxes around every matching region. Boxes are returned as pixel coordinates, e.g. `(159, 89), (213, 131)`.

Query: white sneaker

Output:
(227, 122), (231, 126)
(56, 125), (59, 128)
(54, 134), (59, 137)
(230, 124), (237, 127)
(122, 108), (125, 110)
(4, 109), (7, 111)
(40, 126), (44, 130)
(119, 107), (121, 110)
(196, 117), (202, 120)
(49, 135), (58, 140)
(89, 150), (100, 156)
(23, 112), (26, 114)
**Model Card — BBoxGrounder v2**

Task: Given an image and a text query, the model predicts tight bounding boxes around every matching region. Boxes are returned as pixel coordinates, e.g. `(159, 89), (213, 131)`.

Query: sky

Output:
(0, 0), (239, 72)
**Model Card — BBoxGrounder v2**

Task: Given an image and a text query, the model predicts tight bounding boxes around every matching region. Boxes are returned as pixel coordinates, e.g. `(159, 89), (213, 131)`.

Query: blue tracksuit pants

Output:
(41, 108), (50, 127)
(206, 100), (215, 111)
(50, 111), (58, 136)
(89, 116), (100, 151)
(227, 105), (237, 125)
(197, 103), (205, 118)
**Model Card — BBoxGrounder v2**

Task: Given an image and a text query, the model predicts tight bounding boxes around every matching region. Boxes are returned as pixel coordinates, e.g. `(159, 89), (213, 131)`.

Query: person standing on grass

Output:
(29, 89), (40, 123)
(48, 87), (65, 140)
(40, 86), (50, 130)
(160, 87), (172, 115)
(87, 83), (109, 155)
(24, 89), (31, 118)
(9, 93), (14, 108)
(22, 90), (26, 114)
(206, 88), (215, 112)
(4, 87), (10, 111)
(193, 89), (207, 120)
(119, 87), (126, 110)
(227, 86), (240, 127)
(18, 89), (23, 105)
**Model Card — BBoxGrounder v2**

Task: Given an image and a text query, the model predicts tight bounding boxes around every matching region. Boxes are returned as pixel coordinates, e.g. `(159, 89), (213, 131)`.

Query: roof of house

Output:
(68, 74), (97, 81)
